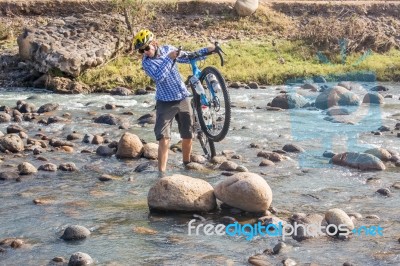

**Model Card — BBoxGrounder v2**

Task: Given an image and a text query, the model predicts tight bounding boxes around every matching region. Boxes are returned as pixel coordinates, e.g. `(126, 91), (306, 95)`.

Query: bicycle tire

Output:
(190, 98), (216, 160)
(196, 66), (231, 142)
(198, 131), (216, 160)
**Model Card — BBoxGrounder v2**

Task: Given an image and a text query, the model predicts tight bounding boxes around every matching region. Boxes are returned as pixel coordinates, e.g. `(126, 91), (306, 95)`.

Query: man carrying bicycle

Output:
(133, 29), (214, 175)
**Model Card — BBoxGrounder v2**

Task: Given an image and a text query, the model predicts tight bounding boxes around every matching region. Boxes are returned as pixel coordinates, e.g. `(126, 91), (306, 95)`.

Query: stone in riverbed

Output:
(148, 174), (216, 212)
(18, 162), (37, 175)
(61, 225), (90, 241)
(325, 208), (354, 235)
(331, 152), (385, 171)
(59, 163), (78, 171)
(214, 172), (273, 212)
(37, 103), (59, 113)
(68, 252), (94, 266)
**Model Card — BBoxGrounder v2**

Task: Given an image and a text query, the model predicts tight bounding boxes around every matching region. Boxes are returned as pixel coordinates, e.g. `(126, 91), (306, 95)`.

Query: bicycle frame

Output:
(188, 59), (215, 106)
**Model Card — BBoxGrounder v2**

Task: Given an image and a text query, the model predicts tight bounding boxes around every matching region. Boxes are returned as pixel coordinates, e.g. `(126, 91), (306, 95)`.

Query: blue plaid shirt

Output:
(142, 45), (208, 102)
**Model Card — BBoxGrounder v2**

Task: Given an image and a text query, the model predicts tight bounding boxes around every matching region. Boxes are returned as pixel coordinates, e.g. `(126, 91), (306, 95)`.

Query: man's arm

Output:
(142, 56), (173, 83)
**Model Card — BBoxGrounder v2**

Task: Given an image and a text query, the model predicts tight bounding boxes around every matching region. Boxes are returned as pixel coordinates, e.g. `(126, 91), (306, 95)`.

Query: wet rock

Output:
(331, 152), (385, 171)
(326, 107), (350, 116)
(91, 135), (104, 145)
(250, 142), (260, 148)
(185, 162), (208, 171)
(60, 145), (74, 152)
(148, 174), (216, 212)
(50, 139), (74, 147)
(219, 161), (239, 171)
(52, 257), (67, 263)
(19, 103), (36, 113)
(270, 93), (308, 109)
(290, 213), (324, 241)
(364, 148), (392, 161)
(59, 163), (78, 171)
(259, 159), (275, 167)
(68, 252), (94, 266)
(370, 85), (389, 91)
(325, 208), (355, 234)
(143, 143), (158, 160)
(96, 145), (116, 157)
(18, 162), (37, 175)
(38, 163), (58, 172)
(211, 155), (228, 164)
(0, 172), (19, 180)
(214, 172), (273, 212)
(343, 263), (354, 266)
(272, 242), (291, 254)
(134, 161), (157, 172)
(37, 103), (59, 113)
(0, 134), (24, 153)
(236, 165), (249, 172)
(248, 254), (272, 266)
(315, 86), (360, 110)
(257, 151), (284, 162)
(138, 113), (156, 125)
(98, 174), (117, 182)
(323, 150), (336, 158)
(94, 114), (121, 125)
(61, 225), (91, 240)
(392, 182), (400, 189)
(67, 133), (82, 141)
(282, 144), (304, 153)
(110, 86), (131, 96)
(301, 83), (319, 91)
(82, 134), (94, 143)
(0, 238), (24, 249)
(378, 125), (390, 132)
(190, 154), (207, 164)
(376, 188), (391, 196)
(19, 132), (28, 139)
(105, 103), (116, 110)
(116, 132), (143, 159)
(47, 116), (68, 124)
(0, 113), (12, 123)
(6, 124), (26, 134)
(363, 93), (385, 104)
(365, 215), (380, 220)
(282, 258), (297, 266)
(348, 212), (363, 219)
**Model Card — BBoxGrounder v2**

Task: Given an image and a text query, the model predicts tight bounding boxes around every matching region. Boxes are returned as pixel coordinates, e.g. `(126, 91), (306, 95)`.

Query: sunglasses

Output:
(138, 46), (151, 54)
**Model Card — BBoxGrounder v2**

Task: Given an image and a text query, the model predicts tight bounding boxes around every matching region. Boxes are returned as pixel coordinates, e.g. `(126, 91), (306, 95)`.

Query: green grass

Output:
(78, 38), (400, 90)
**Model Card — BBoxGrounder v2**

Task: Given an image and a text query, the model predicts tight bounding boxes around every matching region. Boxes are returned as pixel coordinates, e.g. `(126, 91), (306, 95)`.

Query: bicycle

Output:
(174, 42), (231, 159)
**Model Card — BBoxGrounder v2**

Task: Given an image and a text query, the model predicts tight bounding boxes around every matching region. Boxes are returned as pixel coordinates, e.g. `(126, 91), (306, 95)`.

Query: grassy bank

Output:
(78, 38), (400, 90)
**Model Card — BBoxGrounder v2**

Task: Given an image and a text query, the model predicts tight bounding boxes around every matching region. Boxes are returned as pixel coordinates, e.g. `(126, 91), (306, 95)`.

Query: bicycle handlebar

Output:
(178, 42), (226, 66)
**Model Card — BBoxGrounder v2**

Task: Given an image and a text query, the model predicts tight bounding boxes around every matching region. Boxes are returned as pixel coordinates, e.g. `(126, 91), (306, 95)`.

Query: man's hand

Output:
(207, 45), (216, 53)
(168, 50), (179, 60)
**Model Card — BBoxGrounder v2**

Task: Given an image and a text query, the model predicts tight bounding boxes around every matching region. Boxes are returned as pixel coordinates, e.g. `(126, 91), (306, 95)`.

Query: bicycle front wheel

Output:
(196, 66), (231, 142)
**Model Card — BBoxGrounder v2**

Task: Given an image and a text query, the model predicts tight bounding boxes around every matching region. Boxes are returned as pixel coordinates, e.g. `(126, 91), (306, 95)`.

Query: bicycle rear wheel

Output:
(196, 66), (231, 142)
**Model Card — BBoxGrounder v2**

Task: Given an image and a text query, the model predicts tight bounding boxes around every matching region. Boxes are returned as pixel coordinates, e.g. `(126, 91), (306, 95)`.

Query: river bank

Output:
(1, 0), (400, 91)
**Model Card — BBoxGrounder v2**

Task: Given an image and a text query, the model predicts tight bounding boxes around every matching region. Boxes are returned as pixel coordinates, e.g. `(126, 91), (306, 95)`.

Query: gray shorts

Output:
(154, 97), (193, 141)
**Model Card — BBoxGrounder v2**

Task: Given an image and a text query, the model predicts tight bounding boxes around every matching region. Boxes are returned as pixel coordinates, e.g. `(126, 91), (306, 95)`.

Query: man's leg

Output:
(182, 138), (192, 164)
(158, 137), (170, 172)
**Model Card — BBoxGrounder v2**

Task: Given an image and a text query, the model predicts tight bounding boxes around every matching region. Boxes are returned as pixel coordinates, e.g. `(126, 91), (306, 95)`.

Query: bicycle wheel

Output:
(191, 98), (216, 160)
(196, 66), (231, 142)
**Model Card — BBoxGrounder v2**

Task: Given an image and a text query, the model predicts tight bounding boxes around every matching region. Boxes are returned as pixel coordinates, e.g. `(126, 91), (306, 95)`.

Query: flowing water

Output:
(0, 83), (399, 265)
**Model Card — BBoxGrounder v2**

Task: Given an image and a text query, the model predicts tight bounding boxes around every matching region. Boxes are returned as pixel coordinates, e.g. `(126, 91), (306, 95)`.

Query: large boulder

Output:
(0, 134), (24, 153)
(17, 14), (129, 78)
(235, 0), (259, 17)
(315, 86), (360, 110)
(362, 93), (384, 104)
(148, 174), (216, 212)
(214, 172), (272, 212)
(364, 148), (392, 161)
(115, 132), (143, 159)
(270, 93), (308, 109)
(331, 152), (385, 171)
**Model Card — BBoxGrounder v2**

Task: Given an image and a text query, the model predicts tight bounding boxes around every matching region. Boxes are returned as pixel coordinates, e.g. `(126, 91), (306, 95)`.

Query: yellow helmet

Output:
(133, 29), (154, 50)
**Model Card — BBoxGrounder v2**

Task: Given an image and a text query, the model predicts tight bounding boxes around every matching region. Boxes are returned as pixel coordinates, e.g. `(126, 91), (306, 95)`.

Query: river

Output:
(0, 83), (399, 265)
